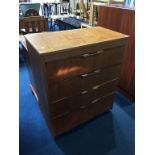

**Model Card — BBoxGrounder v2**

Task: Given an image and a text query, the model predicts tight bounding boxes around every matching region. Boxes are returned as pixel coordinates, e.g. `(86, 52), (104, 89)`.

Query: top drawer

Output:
(45, 46), (125, 81)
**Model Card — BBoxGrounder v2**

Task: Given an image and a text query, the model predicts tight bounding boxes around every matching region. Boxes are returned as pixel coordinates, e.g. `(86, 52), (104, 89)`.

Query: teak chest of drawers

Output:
(25, 27), (128, 137)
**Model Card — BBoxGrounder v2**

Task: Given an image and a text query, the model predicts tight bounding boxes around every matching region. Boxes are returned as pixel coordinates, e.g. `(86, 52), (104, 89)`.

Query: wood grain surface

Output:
(98, 6), (135, 100)
(25, 27), (128, 55)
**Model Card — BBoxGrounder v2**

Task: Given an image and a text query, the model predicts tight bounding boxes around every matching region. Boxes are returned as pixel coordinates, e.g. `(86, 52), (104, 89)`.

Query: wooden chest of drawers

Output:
(25, 27), (128, 137)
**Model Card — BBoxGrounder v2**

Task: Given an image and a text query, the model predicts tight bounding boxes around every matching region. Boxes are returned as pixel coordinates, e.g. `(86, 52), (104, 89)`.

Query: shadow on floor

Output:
(56, 112), (116, 155)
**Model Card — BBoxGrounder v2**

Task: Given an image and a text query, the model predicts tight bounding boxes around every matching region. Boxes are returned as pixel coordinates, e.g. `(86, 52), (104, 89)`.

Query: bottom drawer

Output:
(51, 93), (115, 137)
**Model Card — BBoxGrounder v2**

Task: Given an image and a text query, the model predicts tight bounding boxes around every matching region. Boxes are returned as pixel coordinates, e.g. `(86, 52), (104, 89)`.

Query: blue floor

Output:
(19, 52), (135, 155)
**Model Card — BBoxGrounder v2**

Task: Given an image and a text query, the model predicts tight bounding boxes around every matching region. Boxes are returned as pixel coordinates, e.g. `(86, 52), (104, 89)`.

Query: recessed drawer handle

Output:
(81, 50), (104, 58)
(80, 98), (100, 109)
(91, 99), (99, 104)
(80, 73), (88, 78)
(80, 99), (99, 109)
(53, 111), (70, 119)
(92, 85), (100, 90)
(80, 69), (101, 78)
(80, 90), (88, 95)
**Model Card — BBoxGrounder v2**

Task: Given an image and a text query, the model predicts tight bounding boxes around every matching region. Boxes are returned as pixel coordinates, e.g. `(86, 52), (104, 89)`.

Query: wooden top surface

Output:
(25, 27), (128, 55)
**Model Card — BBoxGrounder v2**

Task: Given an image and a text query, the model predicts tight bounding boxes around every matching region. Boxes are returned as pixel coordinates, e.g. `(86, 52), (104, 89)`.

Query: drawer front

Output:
(46, 46), (124, 81)
(48, 65), (121, 101)
(50, 80), (117, 117)
(51, 93), (115, 137)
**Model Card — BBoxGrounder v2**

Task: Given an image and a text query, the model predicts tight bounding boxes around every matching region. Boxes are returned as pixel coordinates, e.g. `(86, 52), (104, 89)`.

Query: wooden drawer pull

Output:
(81, 50), (104, 58)
(80, 69), (101, 78)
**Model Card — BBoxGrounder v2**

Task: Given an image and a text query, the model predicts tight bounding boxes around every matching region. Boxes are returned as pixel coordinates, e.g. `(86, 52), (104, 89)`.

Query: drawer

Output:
(46, 46), (124, 81)
(73, 93), (115, 124)
(49, 79), (117, 117)
(48, 65), (121, 101)
(51, 93), (115, 137)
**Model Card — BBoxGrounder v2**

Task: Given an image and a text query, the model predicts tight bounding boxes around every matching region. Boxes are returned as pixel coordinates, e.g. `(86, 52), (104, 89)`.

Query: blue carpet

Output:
(19, 64), (64, 155)
(19, 49), (135, 155)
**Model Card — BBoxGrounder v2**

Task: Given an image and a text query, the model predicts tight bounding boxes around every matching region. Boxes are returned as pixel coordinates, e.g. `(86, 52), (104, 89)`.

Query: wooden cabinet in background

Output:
(98, 5), (135, 101)
(25, 27), (128, 137)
